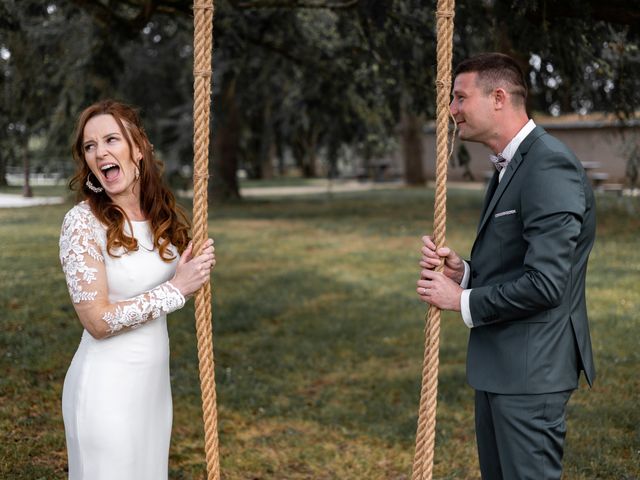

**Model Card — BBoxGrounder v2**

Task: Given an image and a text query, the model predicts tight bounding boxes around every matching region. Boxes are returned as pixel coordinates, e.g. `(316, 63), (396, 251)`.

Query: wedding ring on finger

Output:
(422, 287), (428, 295)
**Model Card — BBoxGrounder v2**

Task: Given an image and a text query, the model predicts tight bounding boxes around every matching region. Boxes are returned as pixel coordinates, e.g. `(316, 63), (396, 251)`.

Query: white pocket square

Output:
(495, 209), (517, 218)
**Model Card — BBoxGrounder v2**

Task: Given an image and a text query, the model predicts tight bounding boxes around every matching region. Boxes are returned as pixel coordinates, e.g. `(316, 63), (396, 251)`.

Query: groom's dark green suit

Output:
(467, 125), (595, 392)
(465, 125), (596, 478)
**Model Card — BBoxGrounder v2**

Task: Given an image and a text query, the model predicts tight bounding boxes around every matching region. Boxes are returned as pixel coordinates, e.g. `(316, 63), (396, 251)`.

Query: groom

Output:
(416, 53), (596, 479)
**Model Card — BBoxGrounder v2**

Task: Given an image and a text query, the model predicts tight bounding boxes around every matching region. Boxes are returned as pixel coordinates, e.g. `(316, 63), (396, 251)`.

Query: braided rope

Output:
(192, 1), (220, 479)
(411, 1), (455, 479)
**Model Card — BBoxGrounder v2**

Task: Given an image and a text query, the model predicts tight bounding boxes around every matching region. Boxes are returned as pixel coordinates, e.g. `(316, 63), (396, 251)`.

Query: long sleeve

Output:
(59, 204), (185, 338)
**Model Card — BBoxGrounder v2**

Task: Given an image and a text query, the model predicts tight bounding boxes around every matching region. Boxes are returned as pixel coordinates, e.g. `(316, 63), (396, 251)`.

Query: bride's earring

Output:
(86, 173), (103, 193)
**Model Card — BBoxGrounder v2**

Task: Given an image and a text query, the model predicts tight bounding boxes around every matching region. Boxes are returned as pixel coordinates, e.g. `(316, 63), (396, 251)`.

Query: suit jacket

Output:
(467, 126), (596, 394)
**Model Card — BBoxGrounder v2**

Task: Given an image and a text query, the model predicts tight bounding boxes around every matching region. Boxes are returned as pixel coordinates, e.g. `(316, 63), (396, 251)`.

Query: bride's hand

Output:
(170, 239), (216, 297)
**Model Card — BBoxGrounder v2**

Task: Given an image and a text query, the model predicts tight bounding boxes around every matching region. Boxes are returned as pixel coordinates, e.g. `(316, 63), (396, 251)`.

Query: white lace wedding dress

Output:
(59, 202), (185, 480)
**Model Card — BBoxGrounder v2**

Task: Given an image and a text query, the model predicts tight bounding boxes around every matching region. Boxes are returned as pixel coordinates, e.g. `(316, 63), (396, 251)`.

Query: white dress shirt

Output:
(460, 119), (536, 328)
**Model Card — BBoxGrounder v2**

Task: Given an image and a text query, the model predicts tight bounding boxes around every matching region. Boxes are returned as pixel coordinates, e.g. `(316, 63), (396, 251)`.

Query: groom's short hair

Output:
(454, 53), (528, 107)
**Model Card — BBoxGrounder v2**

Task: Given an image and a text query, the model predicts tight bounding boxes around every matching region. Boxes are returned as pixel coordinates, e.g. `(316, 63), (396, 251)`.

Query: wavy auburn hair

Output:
(69, 100), (190, 261)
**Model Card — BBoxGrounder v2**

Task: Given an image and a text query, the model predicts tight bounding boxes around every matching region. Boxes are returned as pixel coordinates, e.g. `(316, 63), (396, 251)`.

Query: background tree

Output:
(1, 1), (85, 196)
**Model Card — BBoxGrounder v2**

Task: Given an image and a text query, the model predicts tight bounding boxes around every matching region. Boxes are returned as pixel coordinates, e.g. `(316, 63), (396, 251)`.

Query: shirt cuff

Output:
(461, 289), (473, 328)
(460, 261), (470, 288)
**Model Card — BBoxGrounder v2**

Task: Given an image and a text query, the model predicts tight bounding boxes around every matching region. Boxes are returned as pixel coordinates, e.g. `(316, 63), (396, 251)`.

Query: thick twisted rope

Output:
(411, 1), (455, 479)
(192, 1), (220, 479)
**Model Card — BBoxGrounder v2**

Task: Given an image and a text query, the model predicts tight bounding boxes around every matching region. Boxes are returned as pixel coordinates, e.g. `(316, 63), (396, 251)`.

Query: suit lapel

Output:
(476, 126), (546, 234)
(477, 171), (499, 233)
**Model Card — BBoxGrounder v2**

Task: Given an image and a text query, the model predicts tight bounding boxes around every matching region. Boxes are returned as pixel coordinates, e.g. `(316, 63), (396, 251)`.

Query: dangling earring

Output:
(86, 172), (103, 193)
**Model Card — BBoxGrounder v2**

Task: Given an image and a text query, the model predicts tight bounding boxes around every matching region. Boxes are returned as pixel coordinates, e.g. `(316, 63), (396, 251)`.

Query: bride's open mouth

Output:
(99, 163), (121, 183)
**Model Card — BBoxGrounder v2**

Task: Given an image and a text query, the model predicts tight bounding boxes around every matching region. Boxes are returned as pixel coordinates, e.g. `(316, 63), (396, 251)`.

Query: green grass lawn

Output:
(0, 183), (70, 197)
(1, 187), (639, 479)
(239, 177), (327, 189)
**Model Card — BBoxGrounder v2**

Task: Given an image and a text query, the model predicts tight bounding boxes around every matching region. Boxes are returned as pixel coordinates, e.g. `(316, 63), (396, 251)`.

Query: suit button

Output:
(472, 271), (478, 279)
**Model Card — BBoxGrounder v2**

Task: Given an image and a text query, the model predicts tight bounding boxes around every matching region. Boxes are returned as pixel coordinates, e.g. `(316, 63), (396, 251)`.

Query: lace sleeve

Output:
(59, 205), (185, 338)
(101, 282), (185, 333)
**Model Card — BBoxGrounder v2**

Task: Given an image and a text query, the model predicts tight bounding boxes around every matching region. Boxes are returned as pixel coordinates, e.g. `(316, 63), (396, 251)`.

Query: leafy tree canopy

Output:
(1, 0), (639, 195)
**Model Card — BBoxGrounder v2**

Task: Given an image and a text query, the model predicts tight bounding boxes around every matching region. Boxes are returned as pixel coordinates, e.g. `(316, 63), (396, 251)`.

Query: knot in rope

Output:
(435, 9), (455, 19)
(194, 69), (213, 78)
(193, 3), (215, 10)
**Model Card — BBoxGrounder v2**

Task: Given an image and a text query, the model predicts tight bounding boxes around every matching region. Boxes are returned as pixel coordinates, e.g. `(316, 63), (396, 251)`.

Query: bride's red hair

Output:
(69, 100), (190, 261)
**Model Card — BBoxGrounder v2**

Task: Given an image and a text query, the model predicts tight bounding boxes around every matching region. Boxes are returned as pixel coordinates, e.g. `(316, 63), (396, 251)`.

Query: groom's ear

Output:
(492, 88), (508, 110)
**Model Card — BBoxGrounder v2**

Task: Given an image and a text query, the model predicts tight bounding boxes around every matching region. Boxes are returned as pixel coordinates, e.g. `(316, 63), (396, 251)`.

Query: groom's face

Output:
(450, 72), (496, 146)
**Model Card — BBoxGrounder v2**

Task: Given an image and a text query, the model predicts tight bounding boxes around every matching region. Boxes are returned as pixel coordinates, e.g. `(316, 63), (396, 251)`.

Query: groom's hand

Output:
(416, 269), (463, 311)
(419, 235), (464, 284)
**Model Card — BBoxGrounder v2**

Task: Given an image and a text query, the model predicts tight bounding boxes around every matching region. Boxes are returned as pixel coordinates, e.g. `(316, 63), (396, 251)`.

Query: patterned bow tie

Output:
(489, 154), (509, 171)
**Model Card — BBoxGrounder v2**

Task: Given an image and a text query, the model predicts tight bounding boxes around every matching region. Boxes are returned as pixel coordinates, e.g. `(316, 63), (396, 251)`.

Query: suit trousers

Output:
(474, 389), (573, 480)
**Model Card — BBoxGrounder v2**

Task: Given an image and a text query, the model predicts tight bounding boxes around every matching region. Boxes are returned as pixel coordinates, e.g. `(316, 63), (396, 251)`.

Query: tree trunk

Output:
(302, 129), (319, 178)
(326, 138), (339, 180)
(259, 101), (274, 179)
(0, 152), (7, 187)
(263, 144), (276, 179)
(275, 132), (286, 175)
(210, 79), (241, 201)
(401, 106), (426, 185)
(22, 135), (33, 197)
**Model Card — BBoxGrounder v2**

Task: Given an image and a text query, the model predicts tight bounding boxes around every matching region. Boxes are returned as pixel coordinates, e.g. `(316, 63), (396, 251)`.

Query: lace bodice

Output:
(59, 202), (185, 336)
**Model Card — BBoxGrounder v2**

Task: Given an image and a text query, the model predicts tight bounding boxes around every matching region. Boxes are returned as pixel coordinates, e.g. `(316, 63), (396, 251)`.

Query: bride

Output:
(59, 100), (215, 479)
